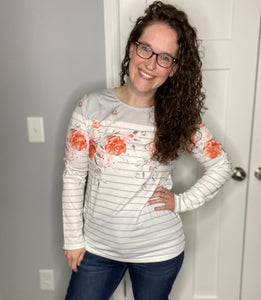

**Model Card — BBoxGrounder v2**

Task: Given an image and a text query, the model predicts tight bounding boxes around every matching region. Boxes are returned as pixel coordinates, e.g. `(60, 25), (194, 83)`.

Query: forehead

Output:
(139, 22), (179, 54)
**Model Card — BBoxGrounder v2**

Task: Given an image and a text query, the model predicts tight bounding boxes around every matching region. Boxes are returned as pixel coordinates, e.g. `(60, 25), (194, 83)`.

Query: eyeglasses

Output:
(135, 41), (178, 69)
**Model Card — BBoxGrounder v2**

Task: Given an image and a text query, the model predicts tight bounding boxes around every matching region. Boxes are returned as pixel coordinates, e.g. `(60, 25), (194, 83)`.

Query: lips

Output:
(139, 69), (155, 80)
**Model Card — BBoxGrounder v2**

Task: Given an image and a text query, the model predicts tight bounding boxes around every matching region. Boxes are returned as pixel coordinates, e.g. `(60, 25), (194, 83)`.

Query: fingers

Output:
(148, 187), (175, 211)
(67, 253), (78, 272)
(77, 250), (85, 267)
(70, 258), (78, 273)
(64, 248), (86, 272)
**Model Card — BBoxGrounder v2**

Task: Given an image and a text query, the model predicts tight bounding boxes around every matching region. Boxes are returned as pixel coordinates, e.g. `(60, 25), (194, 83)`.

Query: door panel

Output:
(103, 0), (260, 299)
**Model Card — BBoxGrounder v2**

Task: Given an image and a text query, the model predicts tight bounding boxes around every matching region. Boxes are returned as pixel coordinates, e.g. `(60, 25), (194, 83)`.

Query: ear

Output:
(169, 64), (178, 78)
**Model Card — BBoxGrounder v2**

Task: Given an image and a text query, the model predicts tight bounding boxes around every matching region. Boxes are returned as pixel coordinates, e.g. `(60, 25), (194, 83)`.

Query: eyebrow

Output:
(138, 40), (175, 58)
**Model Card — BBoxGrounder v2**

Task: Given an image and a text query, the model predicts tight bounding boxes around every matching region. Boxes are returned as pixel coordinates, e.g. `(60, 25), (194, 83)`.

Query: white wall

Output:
(0, 0), (106, 299)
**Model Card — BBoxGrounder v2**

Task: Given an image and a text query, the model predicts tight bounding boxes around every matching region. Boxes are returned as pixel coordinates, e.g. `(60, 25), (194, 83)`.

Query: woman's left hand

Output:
(148, 187), (175, 211)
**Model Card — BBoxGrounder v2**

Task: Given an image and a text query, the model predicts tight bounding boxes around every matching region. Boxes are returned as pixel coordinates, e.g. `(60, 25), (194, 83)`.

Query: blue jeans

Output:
(65, 250), (184, 300)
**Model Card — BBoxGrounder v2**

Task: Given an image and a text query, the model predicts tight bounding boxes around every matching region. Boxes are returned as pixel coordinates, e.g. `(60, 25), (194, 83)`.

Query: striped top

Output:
(62, 88), (232, 262)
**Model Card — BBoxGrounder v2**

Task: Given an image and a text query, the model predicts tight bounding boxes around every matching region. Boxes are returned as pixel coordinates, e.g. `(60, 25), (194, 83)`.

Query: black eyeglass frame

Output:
(135, 41), (178, 68)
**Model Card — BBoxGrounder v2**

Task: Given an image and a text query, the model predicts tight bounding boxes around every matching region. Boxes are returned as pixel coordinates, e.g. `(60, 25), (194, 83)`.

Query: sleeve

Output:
(173, 123), (233, 213)
(62, 97), (89, 250)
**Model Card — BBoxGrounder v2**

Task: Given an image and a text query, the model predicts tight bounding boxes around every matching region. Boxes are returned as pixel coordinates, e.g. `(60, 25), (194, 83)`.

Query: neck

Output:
(115, 83), (155, 108)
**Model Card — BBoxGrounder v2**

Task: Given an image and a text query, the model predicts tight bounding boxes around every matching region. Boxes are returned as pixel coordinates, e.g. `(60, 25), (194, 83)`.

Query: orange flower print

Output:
(123, 133), (134, 143)
(146, 141), (156, 156)
(104, 135), (126, 156)
(92, 120), (100, 129)
(89, 139), (97, 159)
(203, 138), (221, 159)
(69, 130), (87, 151)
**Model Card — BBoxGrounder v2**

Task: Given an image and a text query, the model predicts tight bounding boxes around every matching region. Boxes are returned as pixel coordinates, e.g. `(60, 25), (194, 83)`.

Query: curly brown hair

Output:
(120, 1), (206, 163)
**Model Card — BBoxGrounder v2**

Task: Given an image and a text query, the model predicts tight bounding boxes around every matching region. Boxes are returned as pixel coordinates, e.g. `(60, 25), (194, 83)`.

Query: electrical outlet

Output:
(39, 269), (54, 290)
(27, 117), (45, 143)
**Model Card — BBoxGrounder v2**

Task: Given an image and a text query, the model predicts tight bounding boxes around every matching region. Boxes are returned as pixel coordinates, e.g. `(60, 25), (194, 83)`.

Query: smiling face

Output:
(127, 22), (179, 99)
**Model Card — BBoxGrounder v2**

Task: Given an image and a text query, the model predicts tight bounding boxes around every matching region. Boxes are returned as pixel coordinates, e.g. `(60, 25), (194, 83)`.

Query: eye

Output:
(159, 53), (171, 62)
(140, 45), (151, 52)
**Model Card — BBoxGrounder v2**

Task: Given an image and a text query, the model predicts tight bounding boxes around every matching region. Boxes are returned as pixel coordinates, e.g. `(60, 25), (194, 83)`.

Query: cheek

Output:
(132, 53), (145, 65)
(158, 68), (172, 79)
(129, 55), (145, 74)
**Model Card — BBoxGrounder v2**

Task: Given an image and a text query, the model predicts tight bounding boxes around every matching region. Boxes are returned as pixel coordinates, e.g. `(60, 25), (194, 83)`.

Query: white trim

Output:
(103, 0), (121, 88)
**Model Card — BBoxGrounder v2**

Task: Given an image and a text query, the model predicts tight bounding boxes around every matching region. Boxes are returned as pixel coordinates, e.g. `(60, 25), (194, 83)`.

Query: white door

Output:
(241, 25), (261, 300)
(103, 0), (261, 299)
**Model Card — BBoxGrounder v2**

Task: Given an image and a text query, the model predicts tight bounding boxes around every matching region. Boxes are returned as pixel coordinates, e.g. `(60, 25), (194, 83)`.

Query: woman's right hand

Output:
(63, 248), (86, 272)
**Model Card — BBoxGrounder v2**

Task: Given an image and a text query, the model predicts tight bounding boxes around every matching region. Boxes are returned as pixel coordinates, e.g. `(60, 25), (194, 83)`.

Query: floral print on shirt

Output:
(192, 123), (221, 160)
(69, 129), (87, 151)
(66, 118), (222, 173)
(104, 135), (127, 156)
(89, 139), (97, 159)
(203, 138), (221, 159)
(65, 117), (160, 180)
(65, 129), (88, 161)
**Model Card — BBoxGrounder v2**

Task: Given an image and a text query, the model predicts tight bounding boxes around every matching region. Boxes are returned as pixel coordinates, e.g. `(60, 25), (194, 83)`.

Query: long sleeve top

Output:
(62, 88), (232, 263)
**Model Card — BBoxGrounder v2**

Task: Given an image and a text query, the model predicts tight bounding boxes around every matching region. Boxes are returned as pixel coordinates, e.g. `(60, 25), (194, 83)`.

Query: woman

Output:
(62, 2), (232, 300)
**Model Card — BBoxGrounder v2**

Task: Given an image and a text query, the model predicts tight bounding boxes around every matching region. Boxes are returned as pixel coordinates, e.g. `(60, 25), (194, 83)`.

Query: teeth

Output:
(140, 70), (153, 79)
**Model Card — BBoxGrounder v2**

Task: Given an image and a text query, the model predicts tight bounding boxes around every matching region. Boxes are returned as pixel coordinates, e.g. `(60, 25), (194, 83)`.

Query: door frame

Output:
(103, 0), (121, 88)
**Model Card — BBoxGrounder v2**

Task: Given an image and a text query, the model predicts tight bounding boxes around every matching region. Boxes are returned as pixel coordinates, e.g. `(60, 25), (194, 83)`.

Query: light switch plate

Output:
(27, 117), (45, 143)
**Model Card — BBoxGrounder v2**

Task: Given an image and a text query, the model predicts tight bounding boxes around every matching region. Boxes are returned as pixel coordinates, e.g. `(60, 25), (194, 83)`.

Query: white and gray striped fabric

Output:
(62, 88), (232, 263)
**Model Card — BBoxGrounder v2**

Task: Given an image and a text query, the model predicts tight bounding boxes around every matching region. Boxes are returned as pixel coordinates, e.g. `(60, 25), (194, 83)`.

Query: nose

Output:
(145, 54), (157, 70)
